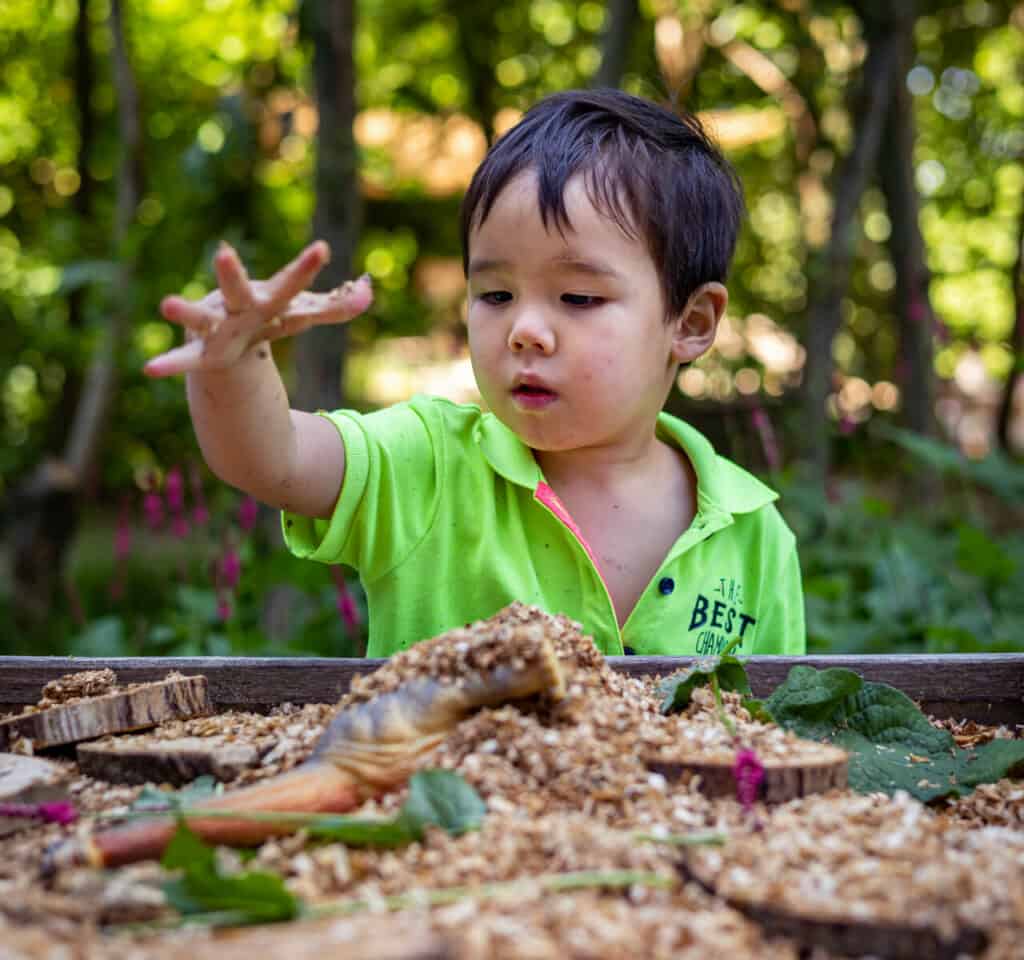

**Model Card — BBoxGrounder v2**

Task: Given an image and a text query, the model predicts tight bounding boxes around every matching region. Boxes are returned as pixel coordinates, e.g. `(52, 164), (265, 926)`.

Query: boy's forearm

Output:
(186, 346), (299, 508)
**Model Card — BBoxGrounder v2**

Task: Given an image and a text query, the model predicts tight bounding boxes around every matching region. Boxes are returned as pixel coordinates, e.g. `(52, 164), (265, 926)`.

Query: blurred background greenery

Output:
(0, 0), (1021, 658)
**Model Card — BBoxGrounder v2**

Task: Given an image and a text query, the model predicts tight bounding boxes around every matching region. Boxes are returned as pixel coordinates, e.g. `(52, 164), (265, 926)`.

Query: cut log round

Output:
(77, 736), (260, 786)
(647, 744), (848, 803)
(0, 675), (212, 750)
(677, 859), (989, 960)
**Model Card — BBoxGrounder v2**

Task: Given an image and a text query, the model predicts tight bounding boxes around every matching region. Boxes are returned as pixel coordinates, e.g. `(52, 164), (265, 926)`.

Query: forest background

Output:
(1, 0), (1022, 659)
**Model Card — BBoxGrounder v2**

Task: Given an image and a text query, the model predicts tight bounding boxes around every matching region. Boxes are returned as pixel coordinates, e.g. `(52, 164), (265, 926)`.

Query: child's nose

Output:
(507, 308), (555, 354)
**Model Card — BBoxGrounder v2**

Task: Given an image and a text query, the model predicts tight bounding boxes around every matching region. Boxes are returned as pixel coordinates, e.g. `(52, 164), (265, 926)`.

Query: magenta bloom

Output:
(332, 568), (362, 631)
(165, 466), (185, 513)
(170, 513), (190, 540)
(189, 463), (210, 527)
(733, 748), (765, 813)
(750, 406), (782, 473)
(238, 496), (259, 533)
(143, 491), (164, 531)
(219, 546), (241, 591)
(0, 800), (77, 825)
(217, 596), (232, 621)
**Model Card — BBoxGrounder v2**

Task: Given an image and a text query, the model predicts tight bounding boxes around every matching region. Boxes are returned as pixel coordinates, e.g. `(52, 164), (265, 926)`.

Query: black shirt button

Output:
(623, 646), (636, 655)
(658, 577), (675, 595)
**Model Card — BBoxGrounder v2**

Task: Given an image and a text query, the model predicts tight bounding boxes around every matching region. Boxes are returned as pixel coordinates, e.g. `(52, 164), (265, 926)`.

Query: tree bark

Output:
(996, 200), (1024, 452)
(450, 0), (497, 144)
(294, 0), (360, 413)
(800, 22), (901, 482)
(878, 14), (934, 438)
(594, 0), (638, 89)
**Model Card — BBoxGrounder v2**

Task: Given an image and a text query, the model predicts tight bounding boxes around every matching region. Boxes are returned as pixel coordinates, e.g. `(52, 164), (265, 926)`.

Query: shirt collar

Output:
(474, 408), (778, 516)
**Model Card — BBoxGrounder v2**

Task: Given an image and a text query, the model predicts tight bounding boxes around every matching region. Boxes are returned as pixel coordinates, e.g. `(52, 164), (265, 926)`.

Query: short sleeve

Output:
(753, 534), (806, 655)
(281, 399), (441, 582)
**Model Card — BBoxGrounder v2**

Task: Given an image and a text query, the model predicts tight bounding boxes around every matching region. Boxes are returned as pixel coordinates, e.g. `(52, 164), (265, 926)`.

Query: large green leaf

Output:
(765, 666), (1024, 802)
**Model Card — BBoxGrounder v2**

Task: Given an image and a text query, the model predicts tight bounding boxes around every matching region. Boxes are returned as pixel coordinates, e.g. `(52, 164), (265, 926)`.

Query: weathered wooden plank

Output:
(77, 736), (260, 786)
(0, 655), (1021, 723)
(0, 675), (213, 750)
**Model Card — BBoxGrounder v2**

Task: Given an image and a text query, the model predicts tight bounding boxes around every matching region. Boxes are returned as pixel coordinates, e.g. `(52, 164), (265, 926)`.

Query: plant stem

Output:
(710, 672), (737, 738)
(305, 870), (674, 920)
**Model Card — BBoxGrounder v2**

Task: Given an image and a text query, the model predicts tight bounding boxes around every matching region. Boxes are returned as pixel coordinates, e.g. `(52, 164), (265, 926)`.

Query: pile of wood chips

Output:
(1, 605), (1021, 960)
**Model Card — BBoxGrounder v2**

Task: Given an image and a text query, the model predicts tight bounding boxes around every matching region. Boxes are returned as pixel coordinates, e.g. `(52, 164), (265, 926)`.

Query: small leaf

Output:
(132, 776), (220, 814)
(161, 820), (300, 926)
(659, 655), (751, 714)
(400, 770), (487, 838)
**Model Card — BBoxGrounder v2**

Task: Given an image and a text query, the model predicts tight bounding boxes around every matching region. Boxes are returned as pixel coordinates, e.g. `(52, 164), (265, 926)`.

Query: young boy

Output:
(146, 89), (805, 658)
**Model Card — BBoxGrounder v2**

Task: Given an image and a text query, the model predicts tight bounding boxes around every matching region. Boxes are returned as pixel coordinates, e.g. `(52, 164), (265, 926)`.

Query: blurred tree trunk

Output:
(800, 18), (901, 484)
(450, 0), (497, 145)
(996, 203), (1024, 451)
(595, 0), (637, 88)
(294, 0), (360, 413)
(12, 0), (142, 628)
(878, 12), (934, 438)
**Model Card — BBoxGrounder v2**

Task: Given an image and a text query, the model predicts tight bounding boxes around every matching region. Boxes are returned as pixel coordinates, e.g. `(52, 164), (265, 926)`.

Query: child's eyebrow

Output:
(468, 255), (623, 279)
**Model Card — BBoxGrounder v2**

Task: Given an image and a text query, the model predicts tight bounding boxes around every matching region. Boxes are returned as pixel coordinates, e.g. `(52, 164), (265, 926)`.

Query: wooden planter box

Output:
(2, 654), (1022, 724)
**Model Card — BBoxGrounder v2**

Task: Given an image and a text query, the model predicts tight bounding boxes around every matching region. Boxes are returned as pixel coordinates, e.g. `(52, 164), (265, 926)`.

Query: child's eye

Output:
(479, 291), (512, 306)
(561, 293), (605, 308)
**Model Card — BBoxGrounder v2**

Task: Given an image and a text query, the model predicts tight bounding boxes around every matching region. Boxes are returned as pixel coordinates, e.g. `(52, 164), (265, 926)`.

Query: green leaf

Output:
(304, 814), (418, 847)
(131, 776), (220, 814)
(400, 769), (488, 838)
(161, 820), (300, 926)
(659, 649), (752, 714)
(766, 666), (1024, 802)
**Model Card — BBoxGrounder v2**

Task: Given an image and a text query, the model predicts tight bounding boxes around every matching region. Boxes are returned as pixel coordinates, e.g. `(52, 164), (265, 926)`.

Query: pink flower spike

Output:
(217, 596), (232, 621)
(219, 547), (241, 590)
(192, 504), (210, 527)
(0, 800), (77, 825)
(143, 491), (164, 531)
(733, 748), (765, 814)
(171, 514), (189, 540)
(750, 406), (782, 473)
(238, 496), (259, 533)
(165, 466), (185, 513)
(331, 568), (362, 631)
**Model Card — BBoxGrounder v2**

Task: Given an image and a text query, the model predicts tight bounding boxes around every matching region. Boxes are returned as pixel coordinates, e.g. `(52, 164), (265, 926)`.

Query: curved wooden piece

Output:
(677, 859), (988, 959)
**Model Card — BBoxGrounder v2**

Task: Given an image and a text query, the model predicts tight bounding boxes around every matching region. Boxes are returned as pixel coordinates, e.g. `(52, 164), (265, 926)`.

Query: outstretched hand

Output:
(144, 240), (373, 377)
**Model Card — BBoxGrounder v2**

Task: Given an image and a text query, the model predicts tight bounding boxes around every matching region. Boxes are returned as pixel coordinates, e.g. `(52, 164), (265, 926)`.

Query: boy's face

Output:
(466, 170), (706, 459)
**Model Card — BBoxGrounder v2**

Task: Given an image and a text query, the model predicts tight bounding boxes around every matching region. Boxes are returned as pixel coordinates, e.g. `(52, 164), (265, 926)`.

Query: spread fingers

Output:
(265, 276), (374, 339)
(214, 242), (254, 313)
(160, 296), (222, 337)
(263, 241), (331, 316)
(143, 339), (205, 378)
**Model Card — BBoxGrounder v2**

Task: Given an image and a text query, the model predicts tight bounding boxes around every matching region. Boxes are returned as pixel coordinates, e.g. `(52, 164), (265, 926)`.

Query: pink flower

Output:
(170, 513), (190, 539)
(217, 596), (232, 621)
(219, 546), (241, 591)
(193, 503), (210, 527)
(0, 800), (77, 825)
(750, 406), (782, 473)
(165, 466), (185, 513)
(733, 748), (765, 813)
(331, 568), (362, 631)
(238, 496), (259, 533)
(143, 491), (164, 531)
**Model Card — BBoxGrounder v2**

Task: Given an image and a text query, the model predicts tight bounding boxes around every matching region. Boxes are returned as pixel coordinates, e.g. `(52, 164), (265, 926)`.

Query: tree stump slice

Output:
(647, 744), (848, 803)
(77, 736), (260, 786)
(0, 676), (213, 750)
(677, 859), (988, 959)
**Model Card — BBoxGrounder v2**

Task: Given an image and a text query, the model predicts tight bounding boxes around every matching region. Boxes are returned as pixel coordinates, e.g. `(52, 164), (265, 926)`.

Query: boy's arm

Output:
(146, 241), (373, 519)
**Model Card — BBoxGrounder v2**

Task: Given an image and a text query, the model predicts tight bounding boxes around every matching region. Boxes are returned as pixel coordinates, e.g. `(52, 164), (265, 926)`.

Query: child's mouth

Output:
(512, 384), (558, 409)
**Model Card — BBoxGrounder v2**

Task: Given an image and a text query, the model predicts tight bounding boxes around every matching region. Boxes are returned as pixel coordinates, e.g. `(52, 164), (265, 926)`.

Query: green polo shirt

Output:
(282, 395), (805, 658)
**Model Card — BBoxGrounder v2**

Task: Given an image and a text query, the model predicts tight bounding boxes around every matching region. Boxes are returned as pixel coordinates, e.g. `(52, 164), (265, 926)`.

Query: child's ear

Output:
(669, 282), (728, 364)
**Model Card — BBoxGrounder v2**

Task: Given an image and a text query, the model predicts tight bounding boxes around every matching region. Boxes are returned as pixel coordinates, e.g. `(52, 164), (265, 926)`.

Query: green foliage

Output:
(158, 769), (486, 926)
(658, 638), (751, 713)
(778, 471), (1024, 654)
(765, 665), (1024, 802)
(161, 820), (301, 927)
